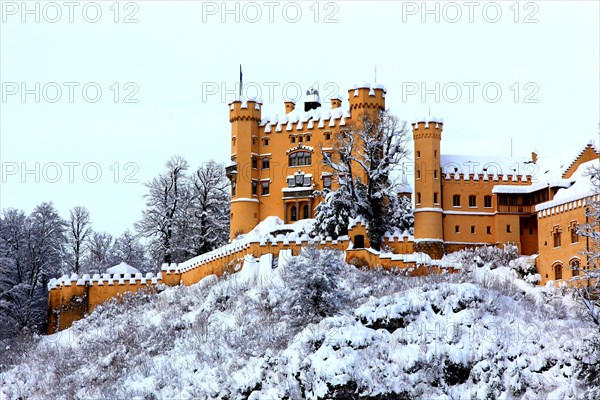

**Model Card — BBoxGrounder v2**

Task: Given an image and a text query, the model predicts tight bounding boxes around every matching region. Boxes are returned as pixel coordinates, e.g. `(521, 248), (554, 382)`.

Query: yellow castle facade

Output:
(47, 81), (598, 333)
(226, 82), (599, 281)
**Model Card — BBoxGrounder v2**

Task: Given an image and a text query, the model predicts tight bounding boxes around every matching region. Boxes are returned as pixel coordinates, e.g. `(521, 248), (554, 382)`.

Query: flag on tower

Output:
(239, 64), (243, 97)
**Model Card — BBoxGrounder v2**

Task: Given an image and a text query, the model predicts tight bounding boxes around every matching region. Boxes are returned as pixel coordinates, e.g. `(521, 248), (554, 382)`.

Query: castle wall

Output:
(536, 197), (594, 285)
(48, 227), (426, 334)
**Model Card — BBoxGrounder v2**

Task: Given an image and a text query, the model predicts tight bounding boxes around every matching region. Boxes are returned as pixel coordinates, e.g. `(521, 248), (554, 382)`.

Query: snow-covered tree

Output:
(0, 203), (66, 335)
(313, 184), (357, 238)
(66, 206), (92, 273)
(85, 232), (114, 273)
(389, 194), (414, 235)
(109, 230), (151, 272)
(318, 109), (410, 249)
(281, 246), (347, 326)
(575, 163), (600, 327)
(136, 156), (190, 265)
(184, 161), (230, 257)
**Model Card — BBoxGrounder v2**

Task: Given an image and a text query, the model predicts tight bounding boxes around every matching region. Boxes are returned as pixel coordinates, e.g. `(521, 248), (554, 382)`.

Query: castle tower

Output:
(412, 117), (444, 259)
(347, 83), (386, 117)
(228, 97), (262, 239)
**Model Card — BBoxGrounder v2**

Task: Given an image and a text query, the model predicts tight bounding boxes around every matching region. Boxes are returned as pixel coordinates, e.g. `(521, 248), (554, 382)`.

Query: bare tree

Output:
(575, 163), (600, 327)
(136, 155), (189, 265)
(85, 232), (114, 273)
(67, 206), (92, 273)
(319, 109), (410, 249)
(0, 203), (66, 333)
(185, 161), (230, 257)
(110, 230), (151, 272)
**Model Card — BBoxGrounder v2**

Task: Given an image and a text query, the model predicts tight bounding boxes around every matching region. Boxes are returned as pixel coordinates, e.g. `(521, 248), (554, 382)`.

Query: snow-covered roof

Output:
(260, 106), (350, 128)
(536, 159), (599, 212)
(441, 154), (533, 178)
(106, 262), (140, 275)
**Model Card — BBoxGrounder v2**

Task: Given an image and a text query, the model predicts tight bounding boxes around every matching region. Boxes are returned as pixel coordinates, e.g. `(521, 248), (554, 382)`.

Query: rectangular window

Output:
(434, 169), (438, 178)
(264, 138), (269, 146)
(484, 196), (492, 208)
(455, 225), (460, 234)
(291, 137), (295, 143)
(295, 174), (304, 186)
(471, 226), (475, 234)
(453, 195), (461, 207)
(306, 136), (311, 142)
(261, 181), (270, 195)
(434, 150), (437, 158)
(251, 181), (258, 196)
(554, 232), (562, 247)
(486, 226), (491, 234)
(251, 157), (257, 169)
(323, 176), (332, 189)
(469, 195), (477, 208)
(506, 224), (512, 233)
(417, 170), (421, 179)
(416, 151), (421, 158)
(325, 133), (331, 140)
(231, 179), (236, 196)
(262, 158), (270, 169)
(433, 192), (439, 204)
(417, 192), (422, 204)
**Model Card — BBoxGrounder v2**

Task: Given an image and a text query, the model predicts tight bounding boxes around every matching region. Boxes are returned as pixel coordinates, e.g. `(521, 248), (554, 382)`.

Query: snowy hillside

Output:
(1, 247), (598, 399)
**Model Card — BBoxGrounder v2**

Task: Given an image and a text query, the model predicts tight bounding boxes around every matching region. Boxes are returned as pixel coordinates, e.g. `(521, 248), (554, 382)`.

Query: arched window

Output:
(289, 151), (311, 167)
(554, 263), (563, 280)
(303, 204), (309, 219)
(571, 259), (580, 277)
(291, 206), (297, 221)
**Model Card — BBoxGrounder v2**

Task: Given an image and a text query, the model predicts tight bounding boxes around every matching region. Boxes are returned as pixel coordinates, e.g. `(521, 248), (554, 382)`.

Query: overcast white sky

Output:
(1, 0), (599, 236)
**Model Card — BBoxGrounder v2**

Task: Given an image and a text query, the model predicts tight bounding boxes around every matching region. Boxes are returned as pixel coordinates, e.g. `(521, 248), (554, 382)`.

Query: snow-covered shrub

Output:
(450, 244), (519, 272)
(280, 246), (348, 327)
(1, 248), (598, 399)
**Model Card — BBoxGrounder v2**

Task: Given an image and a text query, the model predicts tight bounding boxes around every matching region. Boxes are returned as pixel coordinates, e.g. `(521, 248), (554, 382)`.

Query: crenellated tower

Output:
(412, 117), (444, 259)
(347, 83), (386, 117)
(228, 97), (262, 239)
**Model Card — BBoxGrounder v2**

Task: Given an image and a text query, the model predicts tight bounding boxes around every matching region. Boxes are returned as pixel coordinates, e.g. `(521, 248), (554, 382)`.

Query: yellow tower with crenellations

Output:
(228, 97), (262, 238)
(412, 117), (444, 259)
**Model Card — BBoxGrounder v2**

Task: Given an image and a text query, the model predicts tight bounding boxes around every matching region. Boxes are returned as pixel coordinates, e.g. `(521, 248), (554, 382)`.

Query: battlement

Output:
(229, 97), (263, 122)
(48, 272), (162, 290)
(442, 171), (532, 183)
(348, 82), (386, 111)
(261, 107), (349, 133)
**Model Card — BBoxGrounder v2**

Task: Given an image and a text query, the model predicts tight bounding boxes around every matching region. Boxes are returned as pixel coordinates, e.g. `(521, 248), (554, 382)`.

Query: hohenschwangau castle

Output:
(47, 82), (599, 333)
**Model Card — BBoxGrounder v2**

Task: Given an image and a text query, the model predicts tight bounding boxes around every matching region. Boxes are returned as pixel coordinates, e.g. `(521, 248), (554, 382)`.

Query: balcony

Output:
(282, 187), (314, 199)
(497, 204), (534, 214)
(225, 163), (237, 177)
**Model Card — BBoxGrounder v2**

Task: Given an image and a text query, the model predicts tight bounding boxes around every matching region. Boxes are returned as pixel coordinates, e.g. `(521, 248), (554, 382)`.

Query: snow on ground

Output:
(1, 247), (598, 399)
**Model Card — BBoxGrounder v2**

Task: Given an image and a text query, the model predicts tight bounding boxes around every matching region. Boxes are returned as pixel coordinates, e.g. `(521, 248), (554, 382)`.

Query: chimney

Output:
(331, 94), (342, 109)
(284, 100), (296, 114)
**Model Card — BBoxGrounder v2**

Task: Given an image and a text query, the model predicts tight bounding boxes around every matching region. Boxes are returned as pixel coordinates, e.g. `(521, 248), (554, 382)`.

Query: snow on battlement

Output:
(48, 271), (162, 290)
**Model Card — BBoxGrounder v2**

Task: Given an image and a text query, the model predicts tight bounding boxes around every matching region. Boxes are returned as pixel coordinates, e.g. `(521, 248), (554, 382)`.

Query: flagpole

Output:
(239, 64), (243, 98)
